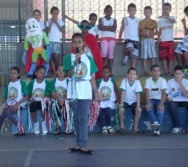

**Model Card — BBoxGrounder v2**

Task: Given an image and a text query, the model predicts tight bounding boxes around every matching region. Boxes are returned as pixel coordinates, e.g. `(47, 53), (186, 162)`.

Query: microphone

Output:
(76, 48), (81, 64)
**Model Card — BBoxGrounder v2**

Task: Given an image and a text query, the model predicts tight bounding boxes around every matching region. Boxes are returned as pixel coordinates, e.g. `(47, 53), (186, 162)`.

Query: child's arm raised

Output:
(65, 15), (79, 24)
(53, 19), (64, 32)
(117, 18), (125, 45)
(177, 80), (188, 97)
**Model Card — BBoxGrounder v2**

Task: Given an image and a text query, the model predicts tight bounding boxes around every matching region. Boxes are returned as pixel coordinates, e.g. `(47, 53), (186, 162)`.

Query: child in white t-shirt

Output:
(65, 13), (99, 38)
(33, 9), (45, 31)
(49, 66), (72, 134)
(119, 67), (142, 133)
(98, 5), (117, 68)
(118, 3), (139, 68)
(97, 65), (119, 134)
(46, 6), (64, 77)
(166, 65), (188, 133)
(158, 3), (176, 76)
(0, 67), (28, 136)
(145, 65), (167, 136)
(28, 66), (50, 135)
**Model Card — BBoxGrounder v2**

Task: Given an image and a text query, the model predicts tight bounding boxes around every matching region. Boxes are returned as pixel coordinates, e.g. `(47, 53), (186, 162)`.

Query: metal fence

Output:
(0, 0), (188, 75)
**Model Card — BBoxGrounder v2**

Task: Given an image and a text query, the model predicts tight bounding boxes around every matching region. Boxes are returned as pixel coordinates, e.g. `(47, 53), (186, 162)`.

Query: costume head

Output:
(25, 18), (42, 37)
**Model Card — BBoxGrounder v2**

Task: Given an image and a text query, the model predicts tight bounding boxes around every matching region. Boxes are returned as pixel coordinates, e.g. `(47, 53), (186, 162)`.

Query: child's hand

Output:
(52, 17), (57, 23)
(12, 102), (19, 112)
(136, 107), (142, 113)
(158, 104), (164, 112)
(2, 105), (8, 111)
(181, 18), (186, 25)
(167, 98), (173, 102)
(119, 107), (124, 113)
(94, 90), (101, 101)
(117, 39), (122, 45)
(145, 103), (152, 111)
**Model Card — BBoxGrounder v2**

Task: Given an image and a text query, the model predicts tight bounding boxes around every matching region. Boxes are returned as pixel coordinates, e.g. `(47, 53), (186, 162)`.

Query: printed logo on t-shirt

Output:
(84, 46), (89, 55)
(172, 88), (184, 98)
(56, 86), (67, 99)
(151, 88), (160, 96)
(32, 88), (44, 100)
(75, 62), (87, 79)
(8, 87), (18, 101)
(100, 86), (111, 101)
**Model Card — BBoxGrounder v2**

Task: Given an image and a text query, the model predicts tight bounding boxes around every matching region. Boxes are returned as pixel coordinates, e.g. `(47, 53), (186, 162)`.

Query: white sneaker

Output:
(107, 126), (115, 134)
(42, 122), (48, 134)
(153, 130), (160, 136)
(171, 127), (181, 134)
(102, 126), (108, 134)
(34, 122), (40, 134)
(121, 55), (129, 65)
(151, 121), (159, 130)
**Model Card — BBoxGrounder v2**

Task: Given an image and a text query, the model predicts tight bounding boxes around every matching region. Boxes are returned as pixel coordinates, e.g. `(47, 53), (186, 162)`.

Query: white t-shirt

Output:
(100, 17), (116, 38)
(6, 80), (27, 108)
(123, 16), (140, 41)
(46, 18), (64, 42)
(120, 78), (142, 105)
(89, 25), (99, 36)
(145, 77), (167, 100)
(32, 79), (46, 101)
(67, 53), (97, 99)
(39, 21), (45, 30)
(166, 78), (188, 101)
(98, 78), (116, 109)
(158, 16), (175, 41)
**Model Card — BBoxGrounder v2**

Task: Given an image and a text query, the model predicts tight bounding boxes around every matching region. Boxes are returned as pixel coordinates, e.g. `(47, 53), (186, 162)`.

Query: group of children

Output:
(1, 3), (188, 155)
(1, 32), (188, 155)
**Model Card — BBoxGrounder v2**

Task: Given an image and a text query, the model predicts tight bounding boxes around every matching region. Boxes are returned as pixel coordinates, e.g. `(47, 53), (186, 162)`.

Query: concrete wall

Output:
(18, 41), (180, 76)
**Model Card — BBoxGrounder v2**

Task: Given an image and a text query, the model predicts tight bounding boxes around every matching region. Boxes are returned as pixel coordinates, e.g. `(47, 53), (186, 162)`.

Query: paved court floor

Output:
(0, 132), (188, 167)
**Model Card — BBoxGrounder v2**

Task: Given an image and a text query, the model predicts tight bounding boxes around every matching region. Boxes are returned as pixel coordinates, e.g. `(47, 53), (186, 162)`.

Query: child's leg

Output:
(30, 101), (41, 123)
(0, 107), (18, 127)
(131, 57), (136, 68)
(168, 102), (180, 128)
(162, 60), (168, 74)
(107, 39), (116, 68)
(100, 39), (108, 63)
(168, 42), (174, 73)
(104, 107), (112, 127)
(119, 105), (125, 130)
(50, 54), (56, 74)
(176, 53), (183, 66)
(155, 99), (164, 125)
(183, 52), (188, 66)
(98, 108), (106, 127)
(142, 59), (147, 75)
(53, 53), (59, 71)
(151, 58), (155, 66)
(146, 99), (158, 124)
(180, 102), (188, 128)
(169, 60), (173, 74)
(132, 102), (141, 132)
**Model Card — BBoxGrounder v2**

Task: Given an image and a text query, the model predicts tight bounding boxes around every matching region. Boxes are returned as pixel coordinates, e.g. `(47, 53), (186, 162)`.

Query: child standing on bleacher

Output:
(33, 9), (45, 31)
(158, 3), (176, 76)
(166, 65), (188, 133)
(139, 6), (158, 76)
(46, 6), (64, 77)
(118, 3), (139, 68)
(28, 66), (50, 135)
(119, 67), (143, 133)
(0, 67), (28, 136)
(49, 66), (71, 135)
(145, 65), (167, 136)
(97, 65), (119, 134)
(99, 5), (117, 68)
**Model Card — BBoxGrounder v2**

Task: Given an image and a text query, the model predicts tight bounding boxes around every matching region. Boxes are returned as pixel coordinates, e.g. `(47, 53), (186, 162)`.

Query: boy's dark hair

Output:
(144, 6), (152, 11)
(150, 64), (160, 71)
(127, 67), (138, 75)
(104, 5), (112, 12)
(50, 6), (59, 14)
(81, 20), (89, 25)
(32, 65), (46, 79)
(163, 3), (171, 10)
(184, 6), (188, 13)
(71, 33), (84, 41)
(33, 9), (41, 15)
(89, 13), (97, 20)
(128, 3), (136, 10)
(10, 66), (21, 79)
(174, 65), (184, 73)
(102, 65), (111, 72)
